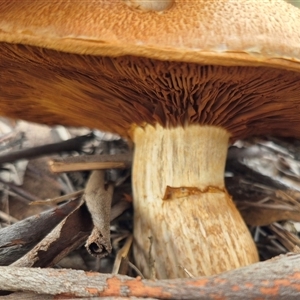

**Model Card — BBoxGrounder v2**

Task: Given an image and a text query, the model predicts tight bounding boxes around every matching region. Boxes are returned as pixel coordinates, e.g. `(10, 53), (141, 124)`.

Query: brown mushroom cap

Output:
(1, 0), (300, 67)
(1, 0), (300, 139)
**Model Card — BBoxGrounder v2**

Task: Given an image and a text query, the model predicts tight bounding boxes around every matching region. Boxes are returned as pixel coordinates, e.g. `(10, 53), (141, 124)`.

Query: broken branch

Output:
(1, 253), (300, 298)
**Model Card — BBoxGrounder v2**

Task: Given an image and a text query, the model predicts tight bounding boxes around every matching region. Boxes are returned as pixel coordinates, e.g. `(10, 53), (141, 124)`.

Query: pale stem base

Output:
(132, 124), (258, 279)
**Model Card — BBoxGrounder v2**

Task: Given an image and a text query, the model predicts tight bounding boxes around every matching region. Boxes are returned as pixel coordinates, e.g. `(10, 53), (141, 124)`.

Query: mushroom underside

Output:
(1, 43), (300, 140)
(1, 43), (300, 278)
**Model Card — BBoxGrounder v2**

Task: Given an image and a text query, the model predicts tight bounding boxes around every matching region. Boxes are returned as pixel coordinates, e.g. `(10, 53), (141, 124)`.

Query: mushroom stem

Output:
(132, 124), (258, 279)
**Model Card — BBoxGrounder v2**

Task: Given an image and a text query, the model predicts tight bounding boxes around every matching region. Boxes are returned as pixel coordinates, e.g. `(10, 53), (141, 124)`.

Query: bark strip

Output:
(84, 170), (114, 257)
(10, 200), (130, 268)
(11, 199), (91, 268)
(0, 198), (81, 266)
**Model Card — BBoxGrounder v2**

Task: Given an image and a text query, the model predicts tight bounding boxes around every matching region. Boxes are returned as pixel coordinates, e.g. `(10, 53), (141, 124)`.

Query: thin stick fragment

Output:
(30, 189), (84, 206)
(0, 211), (19, 224)
(49, 153), (132, 173)
(0, 133), (94, 164)
(270, 223), (300, 251)
(84, 170), (114, 257)
(127, 260), (145, 279)
(1, 253), (300, 298)
(0, 181), (39, 201)
(112, 235), (133, 274)
(183, 268), (194, 278)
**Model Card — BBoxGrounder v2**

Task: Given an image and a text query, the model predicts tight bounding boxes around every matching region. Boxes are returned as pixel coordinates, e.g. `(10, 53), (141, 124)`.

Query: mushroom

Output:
(1, 0), (300, 279)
